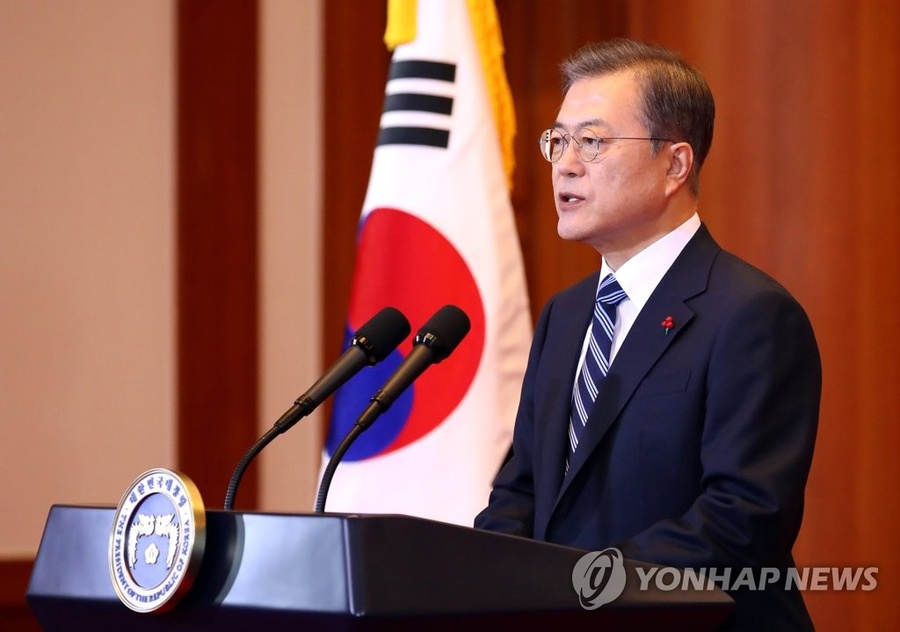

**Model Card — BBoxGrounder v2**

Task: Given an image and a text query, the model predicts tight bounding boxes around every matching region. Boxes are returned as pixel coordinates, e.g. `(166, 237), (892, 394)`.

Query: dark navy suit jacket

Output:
(475, 225), (821, 631)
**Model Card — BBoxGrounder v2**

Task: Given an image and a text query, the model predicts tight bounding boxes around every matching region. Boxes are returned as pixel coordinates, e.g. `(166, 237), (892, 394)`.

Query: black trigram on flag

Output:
(377, 60), (456, 148)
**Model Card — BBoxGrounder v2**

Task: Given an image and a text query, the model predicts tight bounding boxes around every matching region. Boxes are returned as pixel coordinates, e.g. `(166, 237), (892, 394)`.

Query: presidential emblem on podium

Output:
(107, 468), (206, 613)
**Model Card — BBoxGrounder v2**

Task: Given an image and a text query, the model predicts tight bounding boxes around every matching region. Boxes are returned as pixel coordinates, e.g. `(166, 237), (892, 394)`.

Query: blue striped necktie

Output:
(568, 273), (627, 468)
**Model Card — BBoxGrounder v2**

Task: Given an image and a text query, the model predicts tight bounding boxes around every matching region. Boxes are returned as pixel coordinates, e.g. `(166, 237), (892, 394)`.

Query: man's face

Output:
(552, 71), (672, 259)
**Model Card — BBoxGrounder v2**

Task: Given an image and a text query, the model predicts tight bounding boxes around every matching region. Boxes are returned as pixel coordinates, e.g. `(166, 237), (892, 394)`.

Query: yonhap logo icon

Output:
(572, 547), (627, 609)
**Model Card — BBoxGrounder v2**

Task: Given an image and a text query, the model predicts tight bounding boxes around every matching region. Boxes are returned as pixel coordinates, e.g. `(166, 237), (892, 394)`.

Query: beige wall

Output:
(257, 0), (323, 512)
(0, 0), (323, 557)
(0, 0), (176, 557)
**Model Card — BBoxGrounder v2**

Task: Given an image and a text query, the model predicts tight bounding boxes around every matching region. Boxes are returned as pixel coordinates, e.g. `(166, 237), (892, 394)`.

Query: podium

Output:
(27, 505), (733, 631)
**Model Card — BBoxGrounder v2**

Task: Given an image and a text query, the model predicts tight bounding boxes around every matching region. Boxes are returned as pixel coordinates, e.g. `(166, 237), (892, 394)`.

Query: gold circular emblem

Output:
(108, 468), (206, 613)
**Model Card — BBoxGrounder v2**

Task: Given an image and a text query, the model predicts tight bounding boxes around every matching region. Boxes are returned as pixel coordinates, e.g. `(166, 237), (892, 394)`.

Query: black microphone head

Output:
(413, 304), (471, 362)
(351, 306), (411, 364)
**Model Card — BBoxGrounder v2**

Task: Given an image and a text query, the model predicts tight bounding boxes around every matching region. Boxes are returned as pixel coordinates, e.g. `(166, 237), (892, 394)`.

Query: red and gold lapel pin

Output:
(661, 316), (674, 335)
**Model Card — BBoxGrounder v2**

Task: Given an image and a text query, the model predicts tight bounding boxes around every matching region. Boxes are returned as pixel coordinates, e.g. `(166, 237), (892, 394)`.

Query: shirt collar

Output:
(599, 213), (701, 311)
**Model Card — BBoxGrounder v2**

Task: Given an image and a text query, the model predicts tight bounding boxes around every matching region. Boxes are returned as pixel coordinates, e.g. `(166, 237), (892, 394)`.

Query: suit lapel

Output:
(552, 225), (720, 507)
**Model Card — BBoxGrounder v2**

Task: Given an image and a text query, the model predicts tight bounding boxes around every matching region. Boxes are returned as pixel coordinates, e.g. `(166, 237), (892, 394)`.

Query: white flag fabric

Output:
(320, 0), (532, 526)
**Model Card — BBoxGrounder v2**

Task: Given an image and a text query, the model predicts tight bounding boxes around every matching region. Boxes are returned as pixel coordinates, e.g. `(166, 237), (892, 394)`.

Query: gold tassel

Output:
(466, 0), (516, 190)
(384, 0), (418, 50)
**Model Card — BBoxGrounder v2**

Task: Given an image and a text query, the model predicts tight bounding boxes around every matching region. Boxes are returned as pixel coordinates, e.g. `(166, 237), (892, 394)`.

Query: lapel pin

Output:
(661, 316), (674, 335)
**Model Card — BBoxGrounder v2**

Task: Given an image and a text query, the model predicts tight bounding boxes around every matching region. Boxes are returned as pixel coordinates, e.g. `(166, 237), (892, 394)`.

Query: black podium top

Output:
(27, 505), (733, 631)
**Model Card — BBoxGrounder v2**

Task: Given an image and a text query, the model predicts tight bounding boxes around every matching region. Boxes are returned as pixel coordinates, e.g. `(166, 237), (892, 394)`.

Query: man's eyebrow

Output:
(552, 118), (608, 132)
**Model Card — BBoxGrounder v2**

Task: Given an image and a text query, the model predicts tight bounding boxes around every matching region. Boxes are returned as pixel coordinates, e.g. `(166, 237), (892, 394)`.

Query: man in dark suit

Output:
(474, 39), (821, 631)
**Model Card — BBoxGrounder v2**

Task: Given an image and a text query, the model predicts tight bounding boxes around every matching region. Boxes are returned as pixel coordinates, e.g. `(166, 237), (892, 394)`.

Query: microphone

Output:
(355, 304), (471, 430)
(314, 305), (470, 513)
(223, 306), (410, 510)
(273, 306), (411, 433)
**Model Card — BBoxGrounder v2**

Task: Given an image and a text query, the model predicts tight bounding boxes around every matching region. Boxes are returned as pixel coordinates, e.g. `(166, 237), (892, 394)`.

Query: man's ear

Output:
(665, 142), (694, 195)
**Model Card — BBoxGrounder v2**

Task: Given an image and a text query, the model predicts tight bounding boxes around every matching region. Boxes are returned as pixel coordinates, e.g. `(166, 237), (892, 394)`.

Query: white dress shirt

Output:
(575, 213), (702, 379)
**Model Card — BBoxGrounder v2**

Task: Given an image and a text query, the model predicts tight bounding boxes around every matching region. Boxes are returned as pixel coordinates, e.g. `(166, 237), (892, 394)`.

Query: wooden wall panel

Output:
(177, 0), (260, 508)
(321, 1), (392, 378)
(855, 6), (900, 632)
(0, 561), (39, 630)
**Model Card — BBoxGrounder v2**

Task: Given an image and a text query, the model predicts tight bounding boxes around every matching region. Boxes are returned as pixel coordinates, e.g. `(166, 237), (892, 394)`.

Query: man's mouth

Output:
(559, 192), (584, 204)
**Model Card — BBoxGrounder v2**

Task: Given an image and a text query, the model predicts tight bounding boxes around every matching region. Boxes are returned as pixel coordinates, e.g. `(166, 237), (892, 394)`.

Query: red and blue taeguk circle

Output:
(325, 207), (485, 461)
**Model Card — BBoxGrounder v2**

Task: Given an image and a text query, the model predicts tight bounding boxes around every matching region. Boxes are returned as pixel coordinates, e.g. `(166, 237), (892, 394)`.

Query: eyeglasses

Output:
(539, 128), (675, 163)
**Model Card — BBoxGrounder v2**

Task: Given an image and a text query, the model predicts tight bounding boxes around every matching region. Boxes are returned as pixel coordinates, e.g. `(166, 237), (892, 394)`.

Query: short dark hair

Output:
(561, 38), (715, 196)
